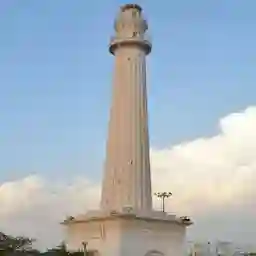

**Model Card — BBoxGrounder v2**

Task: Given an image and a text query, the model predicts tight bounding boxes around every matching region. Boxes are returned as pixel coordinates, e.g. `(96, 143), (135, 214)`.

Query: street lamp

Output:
(82, 241), (87, 256)
(154, 192), (172, 212)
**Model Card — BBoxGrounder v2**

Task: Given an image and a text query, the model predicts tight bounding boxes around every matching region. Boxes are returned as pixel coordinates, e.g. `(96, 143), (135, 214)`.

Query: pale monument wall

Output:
(65, 219), (120, 255)
(65, 217), (186, 256)
(120, 219), (186, 256)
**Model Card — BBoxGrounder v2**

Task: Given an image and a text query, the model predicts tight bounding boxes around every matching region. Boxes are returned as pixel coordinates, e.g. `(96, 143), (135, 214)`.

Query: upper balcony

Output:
(109, 34), (152, 55)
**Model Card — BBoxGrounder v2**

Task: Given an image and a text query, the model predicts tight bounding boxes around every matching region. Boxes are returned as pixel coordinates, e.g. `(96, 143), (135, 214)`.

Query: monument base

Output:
(62, 210), (191, 256)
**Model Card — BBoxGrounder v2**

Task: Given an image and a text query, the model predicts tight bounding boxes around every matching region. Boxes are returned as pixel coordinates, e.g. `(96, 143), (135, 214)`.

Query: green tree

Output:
(0, 232), (35, 252)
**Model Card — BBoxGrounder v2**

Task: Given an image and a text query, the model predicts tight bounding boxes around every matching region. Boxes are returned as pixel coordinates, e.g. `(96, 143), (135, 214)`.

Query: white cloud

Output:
(0, 176), (101, 249)
(1, 107), (256, 249)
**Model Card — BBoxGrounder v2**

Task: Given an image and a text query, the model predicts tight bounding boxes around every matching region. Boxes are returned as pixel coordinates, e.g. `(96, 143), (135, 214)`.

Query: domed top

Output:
(115, 3), (147, 32)
(120, 3), (142, 12)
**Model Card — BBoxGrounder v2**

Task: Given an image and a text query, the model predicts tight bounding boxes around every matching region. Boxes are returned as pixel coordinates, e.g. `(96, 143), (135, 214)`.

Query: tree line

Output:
(1, 231), (256, 256)
(0, 232), (84, 256)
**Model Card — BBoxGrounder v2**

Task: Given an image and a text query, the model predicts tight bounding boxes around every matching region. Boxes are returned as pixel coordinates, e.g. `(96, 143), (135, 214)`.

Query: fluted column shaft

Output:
(101, 45), (152, 212)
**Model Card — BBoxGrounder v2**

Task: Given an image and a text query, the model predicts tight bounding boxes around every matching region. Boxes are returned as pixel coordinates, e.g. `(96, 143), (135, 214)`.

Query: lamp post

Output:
(154, 192), (172, 212)
(82, 241), (87, 256)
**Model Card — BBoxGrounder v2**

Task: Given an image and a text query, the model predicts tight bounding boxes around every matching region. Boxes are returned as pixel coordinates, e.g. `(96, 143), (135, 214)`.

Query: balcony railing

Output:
(110, 33), (151, 44)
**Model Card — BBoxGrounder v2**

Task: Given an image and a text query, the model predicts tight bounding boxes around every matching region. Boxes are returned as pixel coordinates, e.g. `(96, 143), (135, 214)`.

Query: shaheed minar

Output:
(62, 4), (192, 256)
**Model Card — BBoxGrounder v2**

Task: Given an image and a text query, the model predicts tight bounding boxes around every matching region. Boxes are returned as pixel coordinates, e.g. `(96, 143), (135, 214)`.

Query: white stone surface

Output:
(63, 4), (191, 256)
(64, 215), (187, 256)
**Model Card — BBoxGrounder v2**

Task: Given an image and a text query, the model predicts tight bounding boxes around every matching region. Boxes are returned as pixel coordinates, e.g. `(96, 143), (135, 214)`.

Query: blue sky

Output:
(0, 0), (256, 182)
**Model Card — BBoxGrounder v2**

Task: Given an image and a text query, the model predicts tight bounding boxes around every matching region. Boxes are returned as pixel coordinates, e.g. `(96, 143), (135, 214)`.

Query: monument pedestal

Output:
(63, 210), (191, 256)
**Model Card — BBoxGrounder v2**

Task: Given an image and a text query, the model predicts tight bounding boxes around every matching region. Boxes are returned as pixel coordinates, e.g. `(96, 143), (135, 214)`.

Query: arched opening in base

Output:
(87, 250), (100, 256)
(145, 250), (164, 256)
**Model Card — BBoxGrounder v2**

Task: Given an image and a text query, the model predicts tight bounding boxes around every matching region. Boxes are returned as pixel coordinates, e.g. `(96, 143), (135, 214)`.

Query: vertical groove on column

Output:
(141, 55), (146, 209)
(128, 50), (134, 207)
(123, 51), (129, 208)
(139, 55), (145, 209)
(131, 52), (135, 208)
(143, 57), (152, 209)
(138, 54), (144, 209)
(134, 53), (140, 209)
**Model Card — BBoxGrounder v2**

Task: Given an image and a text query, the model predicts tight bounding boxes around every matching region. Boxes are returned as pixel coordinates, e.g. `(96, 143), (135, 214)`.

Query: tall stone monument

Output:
(101, 3), (152, 214)
(63, 4), (192, 256)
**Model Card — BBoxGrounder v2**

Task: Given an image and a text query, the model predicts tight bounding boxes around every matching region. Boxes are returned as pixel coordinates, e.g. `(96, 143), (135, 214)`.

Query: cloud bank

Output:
(0, 107), (256, 249)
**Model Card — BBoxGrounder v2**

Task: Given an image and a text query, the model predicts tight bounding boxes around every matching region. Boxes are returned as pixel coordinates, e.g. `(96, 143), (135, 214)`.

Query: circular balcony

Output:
(109, 35), (152, 55)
